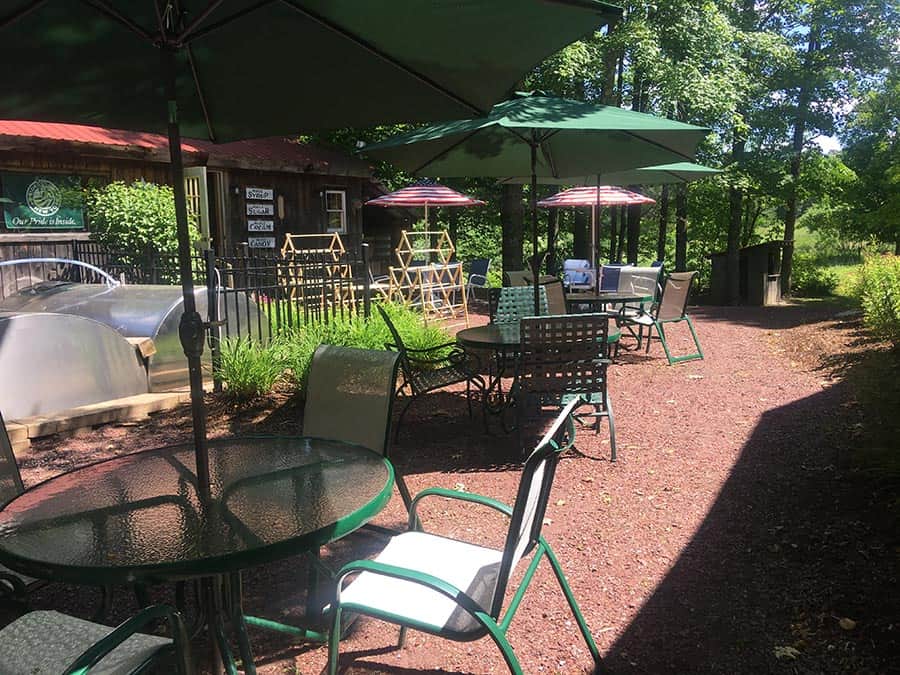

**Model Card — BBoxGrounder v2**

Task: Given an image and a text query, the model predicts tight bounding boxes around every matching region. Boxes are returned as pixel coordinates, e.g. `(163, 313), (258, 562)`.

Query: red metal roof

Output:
(0, 121), (371, 177)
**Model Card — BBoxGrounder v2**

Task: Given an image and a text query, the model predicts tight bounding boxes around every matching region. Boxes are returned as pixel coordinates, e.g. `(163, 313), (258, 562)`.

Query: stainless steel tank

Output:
(0, 282), (264, 391)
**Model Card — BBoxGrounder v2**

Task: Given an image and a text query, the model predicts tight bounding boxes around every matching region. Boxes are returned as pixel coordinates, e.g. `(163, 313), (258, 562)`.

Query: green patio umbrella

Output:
(361, 92), (711, 311)
(0, 0), (621, 496)
(499, 161), (722, 185)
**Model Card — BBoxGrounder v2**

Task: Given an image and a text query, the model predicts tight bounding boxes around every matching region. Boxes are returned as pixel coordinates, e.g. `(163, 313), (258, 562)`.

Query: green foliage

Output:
(216, 337), (285, 402)
(790, 253), (839, 297)
(84, 180), (199, 262)
(853, 255), (900, 344)
(276, 302), (451, 390)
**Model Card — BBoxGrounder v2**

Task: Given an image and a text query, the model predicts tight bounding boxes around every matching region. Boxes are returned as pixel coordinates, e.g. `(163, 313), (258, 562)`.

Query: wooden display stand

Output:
(280, 232), (355, 308)
(387, 230), (469, 328)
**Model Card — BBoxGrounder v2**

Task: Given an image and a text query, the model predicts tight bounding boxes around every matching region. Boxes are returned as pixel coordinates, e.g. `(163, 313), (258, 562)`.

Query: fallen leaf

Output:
(839, 617), (857, 630)
(773, 646), (801, 660)
(556, 499), (566, 506)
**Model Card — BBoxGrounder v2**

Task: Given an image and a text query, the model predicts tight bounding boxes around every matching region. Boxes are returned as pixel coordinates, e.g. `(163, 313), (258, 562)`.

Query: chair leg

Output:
(327, 605), (343, 675)
(542, 541), (603, 669)
(657, 321), (675, 365)
(606, 393), (617, 462)
(394, 472), (414, 513)
(393, 396), (416, 443)
(685, 316), (704, 360)
(398, 625), (408, 648)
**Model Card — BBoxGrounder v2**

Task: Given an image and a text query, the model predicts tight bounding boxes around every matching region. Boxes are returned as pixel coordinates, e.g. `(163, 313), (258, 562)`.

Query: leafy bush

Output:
(216, 337), (285, 401)
(276, 301), (451, 390)
(84, 180), (199, 264)
(791, 253), (839, 297)
(853, 255), (900, 345)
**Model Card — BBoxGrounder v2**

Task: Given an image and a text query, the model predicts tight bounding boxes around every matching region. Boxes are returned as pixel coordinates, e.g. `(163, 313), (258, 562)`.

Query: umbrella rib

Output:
(186, 45), (217, 142)
(622, 130), (694, 161)
(177, 0), (227, 43)
(1, 0), (47, 29)
(76, 0), (157, 42)
(184, 0), (280, 41)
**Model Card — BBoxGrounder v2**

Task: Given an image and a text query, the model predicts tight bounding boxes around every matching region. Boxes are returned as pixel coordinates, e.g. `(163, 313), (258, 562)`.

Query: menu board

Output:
(244, 187), (275, 247)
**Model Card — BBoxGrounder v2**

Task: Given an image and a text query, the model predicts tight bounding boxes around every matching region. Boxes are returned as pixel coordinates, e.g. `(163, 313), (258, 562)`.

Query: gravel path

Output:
(4, 302), (895, 674)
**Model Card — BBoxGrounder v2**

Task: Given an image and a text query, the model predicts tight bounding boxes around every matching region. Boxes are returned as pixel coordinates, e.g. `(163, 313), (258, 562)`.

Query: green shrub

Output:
(791, 253), (839, 297)
(216, 337), (285, 401)
(84, 180), (199, 266)
(277, 301), (452, 389)
(854, 255), (900, 345)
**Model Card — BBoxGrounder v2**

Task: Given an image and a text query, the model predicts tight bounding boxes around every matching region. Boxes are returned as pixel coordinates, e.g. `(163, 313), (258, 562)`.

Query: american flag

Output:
(537, 186), (655, 207)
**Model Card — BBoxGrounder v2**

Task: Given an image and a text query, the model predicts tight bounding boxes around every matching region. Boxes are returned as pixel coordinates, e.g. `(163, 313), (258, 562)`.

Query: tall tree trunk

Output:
(782, 23), (820, 297)
(626, 200), (641, 264)
(573, 209), (589, 259)
(600, 17), (620, 105)
(656, 184), (669, 262)
(675, 186), (688, 272)
(727, 130), (746, 305)
(500, 184), (524, 274)
(546, 208), (559, 276)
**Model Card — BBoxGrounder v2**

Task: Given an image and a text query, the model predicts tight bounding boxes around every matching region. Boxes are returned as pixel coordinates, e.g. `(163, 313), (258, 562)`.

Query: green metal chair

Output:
(620, 271), (704, 365)
(0, 604), (192, 674)
(303, 344), (412, 511)
(491, 285), (548, 324)
(0, 410), (42, 600)
(325, 398), (602, 675)
(515, 313), (617, 461)
(377, 305), (486, 441)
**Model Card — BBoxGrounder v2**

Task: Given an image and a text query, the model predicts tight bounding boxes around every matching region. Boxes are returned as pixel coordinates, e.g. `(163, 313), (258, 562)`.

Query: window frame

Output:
(324, 189), (347, 233)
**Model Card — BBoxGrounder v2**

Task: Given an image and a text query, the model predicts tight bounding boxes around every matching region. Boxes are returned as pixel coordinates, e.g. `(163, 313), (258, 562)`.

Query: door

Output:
(184, 166), (211, 250)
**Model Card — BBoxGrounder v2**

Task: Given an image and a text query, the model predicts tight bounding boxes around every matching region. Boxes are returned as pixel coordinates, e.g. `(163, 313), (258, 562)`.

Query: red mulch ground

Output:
(2, 302), (897, 674)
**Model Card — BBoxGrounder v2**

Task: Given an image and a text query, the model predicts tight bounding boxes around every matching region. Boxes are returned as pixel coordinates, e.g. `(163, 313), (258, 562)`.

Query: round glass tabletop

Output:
(456, 320), (620, 350)
(0, 436), (392, 584)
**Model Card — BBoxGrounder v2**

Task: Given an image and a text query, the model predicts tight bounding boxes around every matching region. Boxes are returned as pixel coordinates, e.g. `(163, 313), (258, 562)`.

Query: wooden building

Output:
(0, 121), (401, 265)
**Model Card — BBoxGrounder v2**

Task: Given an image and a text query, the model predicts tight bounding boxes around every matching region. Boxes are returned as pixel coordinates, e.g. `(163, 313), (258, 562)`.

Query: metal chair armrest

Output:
(408, 487), (513, 530)
(467, 273), (489, 286)
(64, 604), (192, 675)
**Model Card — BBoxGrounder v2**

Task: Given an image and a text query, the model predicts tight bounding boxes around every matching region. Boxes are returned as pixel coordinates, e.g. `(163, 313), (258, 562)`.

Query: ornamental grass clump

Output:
(216, 336), (286, 401)
(854, 254), (900, 346)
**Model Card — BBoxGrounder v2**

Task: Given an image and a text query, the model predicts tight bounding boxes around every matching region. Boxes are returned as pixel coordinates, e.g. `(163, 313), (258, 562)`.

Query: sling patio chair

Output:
(540, 278), (569, 316)
(0, 410), (44, 601)
(465, 258), (491, 303)
(303, 344), (412, 512)
(619, 270), (704, 365)
(513, 313), (617, 460)
(0, 604), (192, 675)
(324, 398), (602, 675)
(377, 305), (487, 441)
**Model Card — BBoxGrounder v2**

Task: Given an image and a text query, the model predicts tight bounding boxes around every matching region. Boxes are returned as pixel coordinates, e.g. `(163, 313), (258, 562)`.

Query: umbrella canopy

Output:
(537, 185), (655, 207)
(1, 1), (623, 140)
(538, 186), (655, 291)
(0, 2), (622, 496)
(501, 161), (722, 186)
(362, 92), (710, 311)
(366, 181), (484, 222)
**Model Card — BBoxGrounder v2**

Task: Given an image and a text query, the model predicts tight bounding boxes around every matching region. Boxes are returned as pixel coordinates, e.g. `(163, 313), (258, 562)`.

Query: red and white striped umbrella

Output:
(366, 181), (484, 222)
(537, 185), (655, 207)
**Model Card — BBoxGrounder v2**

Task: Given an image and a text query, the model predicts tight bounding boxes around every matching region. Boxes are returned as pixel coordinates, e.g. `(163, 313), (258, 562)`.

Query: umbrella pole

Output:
(162, 46), (211, 501)
(530, 137), (540, 315)
(594, 174), (601, 293)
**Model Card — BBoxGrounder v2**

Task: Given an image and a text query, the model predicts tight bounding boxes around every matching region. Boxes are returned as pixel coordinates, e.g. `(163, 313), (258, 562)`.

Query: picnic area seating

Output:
(465, 258), (491, 302)
(514, 313), (616, 460)
(0, 411), (41, 600)
(0, 604), (192, 674)
(619, 271), (704, 365)
(325, 398), (601, 675)
(303, 344), (412, 512)
(490, 285), (549, 324)
(378, 305), (486, 440)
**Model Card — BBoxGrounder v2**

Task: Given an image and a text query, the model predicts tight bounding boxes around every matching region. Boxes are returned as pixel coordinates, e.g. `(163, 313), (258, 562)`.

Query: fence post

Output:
(205, 248), (223, 393)
(362, 242), (372, 318)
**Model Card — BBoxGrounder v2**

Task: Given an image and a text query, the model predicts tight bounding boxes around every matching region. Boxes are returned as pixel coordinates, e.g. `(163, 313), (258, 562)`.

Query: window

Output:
(325, 189), (346, 233)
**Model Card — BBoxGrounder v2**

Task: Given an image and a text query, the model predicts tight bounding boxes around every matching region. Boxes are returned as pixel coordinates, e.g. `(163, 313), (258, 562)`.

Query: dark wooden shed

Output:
(709, 241), (783, 306)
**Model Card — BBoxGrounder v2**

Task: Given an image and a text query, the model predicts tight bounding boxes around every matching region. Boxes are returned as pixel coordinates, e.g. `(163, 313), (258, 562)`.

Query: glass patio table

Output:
(0, 435), (394, 674)
(457, 319), (620, 413)
(565, 290), (653, 311)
